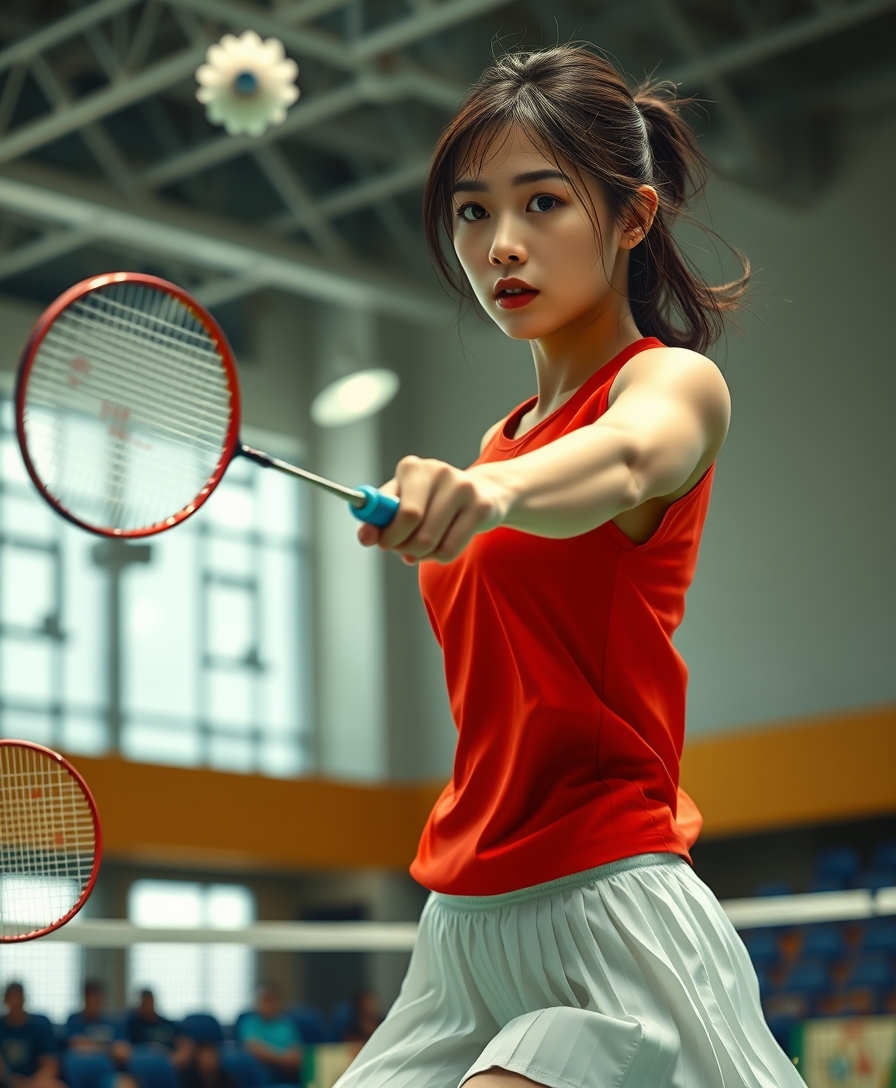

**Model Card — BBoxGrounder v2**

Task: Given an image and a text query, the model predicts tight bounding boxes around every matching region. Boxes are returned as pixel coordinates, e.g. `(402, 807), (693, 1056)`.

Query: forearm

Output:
(471, 424), (647, 539)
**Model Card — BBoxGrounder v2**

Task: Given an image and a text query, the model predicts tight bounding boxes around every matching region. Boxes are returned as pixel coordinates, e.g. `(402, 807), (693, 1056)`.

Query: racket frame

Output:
(0, 738), (103, 942)
(15, 271), (242, 539)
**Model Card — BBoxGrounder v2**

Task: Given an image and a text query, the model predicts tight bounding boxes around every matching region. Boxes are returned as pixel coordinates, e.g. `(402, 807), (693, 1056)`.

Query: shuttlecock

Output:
(195, 30), (299, 137)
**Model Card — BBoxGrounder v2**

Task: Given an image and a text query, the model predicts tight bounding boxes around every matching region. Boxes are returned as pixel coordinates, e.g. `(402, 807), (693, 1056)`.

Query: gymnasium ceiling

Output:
(0, 0), (894, 326)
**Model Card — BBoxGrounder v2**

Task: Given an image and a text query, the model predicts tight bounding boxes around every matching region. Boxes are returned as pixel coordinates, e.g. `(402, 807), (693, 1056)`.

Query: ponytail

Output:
(628, 81), (750, 351)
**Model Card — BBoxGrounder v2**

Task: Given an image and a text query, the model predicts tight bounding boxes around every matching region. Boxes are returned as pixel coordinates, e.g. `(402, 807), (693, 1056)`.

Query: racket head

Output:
(0, 739), (102, 942)
(15, 272), (242, 538)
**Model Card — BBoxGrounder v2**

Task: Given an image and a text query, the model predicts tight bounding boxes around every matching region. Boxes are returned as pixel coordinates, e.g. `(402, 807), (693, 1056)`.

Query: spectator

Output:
(236, 983), (301, 1083)
(122, 992), (190, 1070)
(340, 991), (382, 1046)
(65, 981), (130, 1065)
(179, 1043), (236, 1088)
(0, 983), (65, 1088)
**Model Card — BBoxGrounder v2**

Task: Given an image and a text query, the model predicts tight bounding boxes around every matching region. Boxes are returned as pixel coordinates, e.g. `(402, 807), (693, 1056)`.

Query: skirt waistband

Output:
(430, 852), (688, 911)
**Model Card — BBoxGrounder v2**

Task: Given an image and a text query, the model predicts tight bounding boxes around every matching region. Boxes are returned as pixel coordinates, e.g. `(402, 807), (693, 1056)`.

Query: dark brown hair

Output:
(423, 45), (750, 354)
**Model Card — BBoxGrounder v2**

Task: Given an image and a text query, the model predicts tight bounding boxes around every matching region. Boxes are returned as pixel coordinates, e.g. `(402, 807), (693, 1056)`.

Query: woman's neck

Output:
(520, 308), (644, 434)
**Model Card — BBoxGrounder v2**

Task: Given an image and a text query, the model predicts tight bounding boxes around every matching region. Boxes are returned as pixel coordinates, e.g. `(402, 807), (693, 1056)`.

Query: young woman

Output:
(344, 45), (803, 1088)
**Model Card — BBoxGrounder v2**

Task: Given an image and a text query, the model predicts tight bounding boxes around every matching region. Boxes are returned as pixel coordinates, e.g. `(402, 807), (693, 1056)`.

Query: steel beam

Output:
(253, 143), (349, 258)
(0, 166), (451, 325)
(276, 0), (354, 20)
(268, 155), (430, 232)
(28, 54), (142, 197)
(193, 273), (265, 307)
(140, 70), (460, 189)
(664, 0), (896, 86)
(169, 0), (355, 70)
(141, 78), (365, 187)
(353, 0), (517, 59)
(653, 0), (779, 178)
(0, 0), (143, 77)
(0, 228), (97, 279)
(0, 46), (207, 166)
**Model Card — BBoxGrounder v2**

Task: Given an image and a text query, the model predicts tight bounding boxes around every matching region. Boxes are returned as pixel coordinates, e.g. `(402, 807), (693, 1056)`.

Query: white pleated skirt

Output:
(333, 852), (806, 1088)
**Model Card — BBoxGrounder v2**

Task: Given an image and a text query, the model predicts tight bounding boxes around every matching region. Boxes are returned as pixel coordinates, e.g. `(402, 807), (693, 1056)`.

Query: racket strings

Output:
(21, 282), (236, 533)
(0, 745), (97, 939)
(32, 329), (231, 441)
(32, 293), (232, 441)
(41, 296), (235, 416)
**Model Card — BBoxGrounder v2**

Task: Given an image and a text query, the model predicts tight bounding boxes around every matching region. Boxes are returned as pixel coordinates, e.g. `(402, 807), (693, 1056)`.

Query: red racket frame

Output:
(0, 738), (103, 942)
(15, 271), (243, 539)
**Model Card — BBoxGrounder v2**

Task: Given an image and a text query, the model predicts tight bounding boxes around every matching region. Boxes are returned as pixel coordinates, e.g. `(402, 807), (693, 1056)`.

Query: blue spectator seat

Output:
(753, 882), (794, 897)
(328, 1000), (354, 1044)
(232, 1012), (252, 1043)
(63, 1052), (116, 1088)
(179, 1015), (224, 1044)
(815, 846), (861, 882)
(807, 876), (848, 893)
(784, 958), (832, 999)
(799, 924), (848, 962)
(842, 956), (896, 991)
(741, 930), (780, 967)
(851, 869), (896, 892)
(860, 919), (896, 954)
(763, 1011), (799, 1056)
(763, 963), (830, 1026)
(129, 1045), (179, 1088)
(753, 965), (774, 998)
(287, 1006), (327, 1045)
(871, 842), (896, 871)
(220, 1046), (267, 1088)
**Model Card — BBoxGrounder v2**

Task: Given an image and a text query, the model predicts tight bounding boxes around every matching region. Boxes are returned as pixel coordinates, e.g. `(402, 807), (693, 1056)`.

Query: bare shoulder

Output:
(479, 418), (503, 454)
(610, 345), (730, 422)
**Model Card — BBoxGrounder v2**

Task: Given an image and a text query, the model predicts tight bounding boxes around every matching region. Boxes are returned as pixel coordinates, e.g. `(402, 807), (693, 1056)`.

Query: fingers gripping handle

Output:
(350, 485), (399, 527)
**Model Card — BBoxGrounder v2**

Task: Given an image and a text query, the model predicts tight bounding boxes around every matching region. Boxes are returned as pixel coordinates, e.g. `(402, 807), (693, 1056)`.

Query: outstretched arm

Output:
(358, 348), (729, 562)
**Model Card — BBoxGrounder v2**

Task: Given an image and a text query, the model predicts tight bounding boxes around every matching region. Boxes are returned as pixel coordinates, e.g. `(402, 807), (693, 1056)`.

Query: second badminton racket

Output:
(14, 272), (399, 538)
(0, 739), (102, 942)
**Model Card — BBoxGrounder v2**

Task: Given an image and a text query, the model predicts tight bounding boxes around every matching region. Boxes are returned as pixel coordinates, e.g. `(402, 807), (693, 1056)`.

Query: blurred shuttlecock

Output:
(195, 30), (299, 137)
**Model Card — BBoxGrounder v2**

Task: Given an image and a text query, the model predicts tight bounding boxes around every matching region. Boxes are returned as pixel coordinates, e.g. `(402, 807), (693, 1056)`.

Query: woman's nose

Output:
(489, 221), (526, 265)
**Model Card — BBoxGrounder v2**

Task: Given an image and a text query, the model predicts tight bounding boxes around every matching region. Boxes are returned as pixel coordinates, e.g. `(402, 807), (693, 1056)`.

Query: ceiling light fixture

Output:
(311, 306), (399, 428)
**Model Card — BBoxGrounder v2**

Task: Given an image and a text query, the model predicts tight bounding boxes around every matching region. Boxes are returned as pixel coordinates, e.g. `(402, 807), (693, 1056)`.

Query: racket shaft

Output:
(240, 444), (365, 506)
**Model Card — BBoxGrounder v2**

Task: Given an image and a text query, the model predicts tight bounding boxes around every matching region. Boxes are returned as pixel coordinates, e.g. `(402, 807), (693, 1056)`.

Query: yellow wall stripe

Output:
(66, 704), (896, 870)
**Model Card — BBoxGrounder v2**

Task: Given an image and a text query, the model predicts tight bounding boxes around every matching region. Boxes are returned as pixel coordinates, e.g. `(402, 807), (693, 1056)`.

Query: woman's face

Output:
(451, 125), (642, 342)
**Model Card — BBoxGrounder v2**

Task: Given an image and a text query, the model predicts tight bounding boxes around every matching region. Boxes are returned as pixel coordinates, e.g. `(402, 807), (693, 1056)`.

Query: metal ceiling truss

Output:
(0, 0), (893, 315)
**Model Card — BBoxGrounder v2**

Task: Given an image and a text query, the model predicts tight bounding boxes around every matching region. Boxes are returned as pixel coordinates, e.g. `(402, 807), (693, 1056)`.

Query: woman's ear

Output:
(622, 185), (659, 248)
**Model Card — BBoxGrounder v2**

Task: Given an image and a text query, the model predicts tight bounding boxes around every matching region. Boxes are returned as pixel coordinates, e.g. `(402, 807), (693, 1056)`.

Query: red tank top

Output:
(411, 337), (711, 895)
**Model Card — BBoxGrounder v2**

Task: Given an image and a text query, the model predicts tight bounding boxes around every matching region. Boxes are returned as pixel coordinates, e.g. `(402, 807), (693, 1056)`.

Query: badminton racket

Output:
(0, 740), (102, 942)
(14, 272), (399, 538)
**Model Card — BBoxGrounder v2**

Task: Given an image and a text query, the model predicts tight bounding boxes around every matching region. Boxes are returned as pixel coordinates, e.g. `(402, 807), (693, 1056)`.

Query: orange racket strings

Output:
(0, 743), (98, 940)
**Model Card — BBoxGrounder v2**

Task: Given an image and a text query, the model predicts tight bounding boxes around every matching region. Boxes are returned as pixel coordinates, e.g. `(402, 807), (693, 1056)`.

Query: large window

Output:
(0, 883), (80, 1018)
(0, 393), (312, 776)
(128, 880), (255, 1021)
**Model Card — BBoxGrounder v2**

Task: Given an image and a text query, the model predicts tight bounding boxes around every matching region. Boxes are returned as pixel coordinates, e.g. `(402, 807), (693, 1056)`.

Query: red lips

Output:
(494, 277), (539, 310)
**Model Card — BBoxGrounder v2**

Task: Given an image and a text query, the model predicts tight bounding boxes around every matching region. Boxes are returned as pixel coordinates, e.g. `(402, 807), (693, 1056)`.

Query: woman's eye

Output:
(528, 193), (560, 212)
(457, 203), (488, 222)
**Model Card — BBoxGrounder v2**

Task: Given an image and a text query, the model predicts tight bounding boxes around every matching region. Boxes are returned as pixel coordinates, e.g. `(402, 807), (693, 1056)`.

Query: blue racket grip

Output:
(350, 485), (399, 527)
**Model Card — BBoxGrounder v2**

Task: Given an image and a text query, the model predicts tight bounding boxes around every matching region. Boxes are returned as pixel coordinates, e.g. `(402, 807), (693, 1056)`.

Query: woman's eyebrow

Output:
(511, 169), (571, 187)
(453, 179), (487, 193)
(452, 169), (571, 195)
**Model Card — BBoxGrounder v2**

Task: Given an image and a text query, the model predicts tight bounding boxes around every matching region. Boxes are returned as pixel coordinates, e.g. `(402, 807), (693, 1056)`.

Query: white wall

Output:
(313, 414), (388, 780)
(674, 113), (896, 736)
